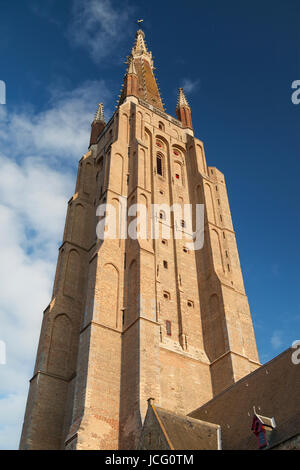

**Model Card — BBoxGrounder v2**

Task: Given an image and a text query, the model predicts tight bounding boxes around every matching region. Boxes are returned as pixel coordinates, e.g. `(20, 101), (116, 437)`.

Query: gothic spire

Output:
(127, 55), (137, 75)
(118, 29), (164, 111)
(132, 29), (148, 56)
(89, 103), (106, 147)
(94, 102), (105, 123)
(176, 88), (190, 109)
(176, 87), (193, 129)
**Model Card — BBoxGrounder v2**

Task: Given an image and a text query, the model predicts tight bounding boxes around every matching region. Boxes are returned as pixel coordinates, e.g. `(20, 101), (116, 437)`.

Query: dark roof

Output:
(153, 405), (220, 450)
(189, 348), (300, 450)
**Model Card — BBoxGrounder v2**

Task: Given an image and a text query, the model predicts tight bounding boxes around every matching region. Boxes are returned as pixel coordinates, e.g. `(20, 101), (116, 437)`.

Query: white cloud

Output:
(0, 79), (111, 449)
(0, 394), (27, 450)
(271, 330), (284, 350)
(181, 78), (200, 94)
(69, 0), (135, 63)
(0, 80), (111, 161)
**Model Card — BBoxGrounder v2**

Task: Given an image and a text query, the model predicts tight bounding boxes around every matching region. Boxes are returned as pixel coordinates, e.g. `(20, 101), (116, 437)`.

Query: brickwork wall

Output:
(20, 94), (260, 450)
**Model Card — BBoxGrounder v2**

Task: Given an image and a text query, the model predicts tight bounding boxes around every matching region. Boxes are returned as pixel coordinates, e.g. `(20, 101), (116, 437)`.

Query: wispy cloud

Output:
(0, 79), (111, 449)
(68, 0), (135, 63)
(0, 80), (111, 162)
(271, 330), (284, 350)
(181, 78), (200, 94)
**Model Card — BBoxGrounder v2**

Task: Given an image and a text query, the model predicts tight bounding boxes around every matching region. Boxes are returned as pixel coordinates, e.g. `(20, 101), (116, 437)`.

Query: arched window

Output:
(159, 210), (166, 220)
(158, 121), (165, 131)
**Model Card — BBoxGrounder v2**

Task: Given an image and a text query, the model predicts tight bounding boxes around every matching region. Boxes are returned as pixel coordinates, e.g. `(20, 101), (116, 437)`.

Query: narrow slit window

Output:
(157, 155), (163, 176)
(163, 260), (168, 269)
(166, 320), (172, 336)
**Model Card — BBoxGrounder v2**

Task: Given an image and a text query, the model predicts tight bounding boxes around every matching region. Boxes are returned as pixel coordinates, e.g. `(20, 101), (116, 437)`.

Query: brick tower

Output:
(20, 29), (260, 450)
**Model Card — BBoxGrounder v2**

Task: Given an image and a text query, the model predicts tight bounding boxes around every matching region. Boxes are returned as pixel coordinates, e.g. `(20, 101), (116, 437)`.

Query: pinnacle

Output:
(176, 87), (190, 109)
(94, 103), (105, 123)
(126, 55), (137, 75)
(132, 29), (148, 56)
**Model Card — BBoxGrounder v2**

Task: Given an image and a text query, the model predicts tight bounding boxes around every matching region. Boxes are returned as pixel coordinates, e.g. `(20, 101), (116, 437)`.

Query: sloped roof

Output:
(139, 400), (220, 450)
(154, 405), (221, 450)
(189, 348), (300, 450)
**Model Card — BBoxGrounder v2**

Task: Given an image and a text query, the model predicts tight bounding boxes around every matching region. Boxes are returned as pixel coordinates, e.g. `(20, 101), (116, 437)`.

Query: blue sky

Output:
(0, 0), (299, 449)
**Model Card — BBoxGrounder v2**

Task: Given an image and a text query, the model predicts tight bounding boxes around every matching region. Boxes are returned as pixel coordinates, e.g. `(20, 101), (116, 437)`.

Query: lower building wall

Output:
(159, 347), (212, 415)
(65, 325), (122, 450)
(20, 373), (68, 450)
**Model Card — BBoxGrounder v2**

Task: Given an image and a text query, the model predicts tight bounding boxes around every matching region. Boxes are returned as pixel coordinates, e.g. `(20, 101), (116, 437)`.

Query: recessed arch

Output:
(121, 113), (129, 143)
(208, 294), (226, 359)
(48, 313), (73, 376)
(127, 259), (138, 326)
(83, 161), (93, 195)
(64, 249), (81, 298)
(111, 153), (124, 194)
(204, 183), (216, 224)
(98, 263), (120, 328)
(71, 203), (85, 245)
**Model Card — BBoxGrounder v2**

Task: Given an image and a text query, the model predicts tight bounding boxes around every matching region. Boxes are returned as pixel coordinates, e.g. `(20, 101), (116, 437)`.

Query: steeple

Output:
(89, 103), (106, 147)
(119, 29), (164, 110)
(94, 102), (105, 122)
(176, 88), (193, 129)
(131, 29), (153, 66)
(177, 87), (190, 108)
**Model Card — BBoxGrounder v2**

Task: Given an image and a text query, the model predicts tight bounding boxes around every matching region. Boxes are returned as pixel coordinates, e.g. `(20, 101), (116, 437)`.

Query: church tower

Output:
(20, 29), (260, 450)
